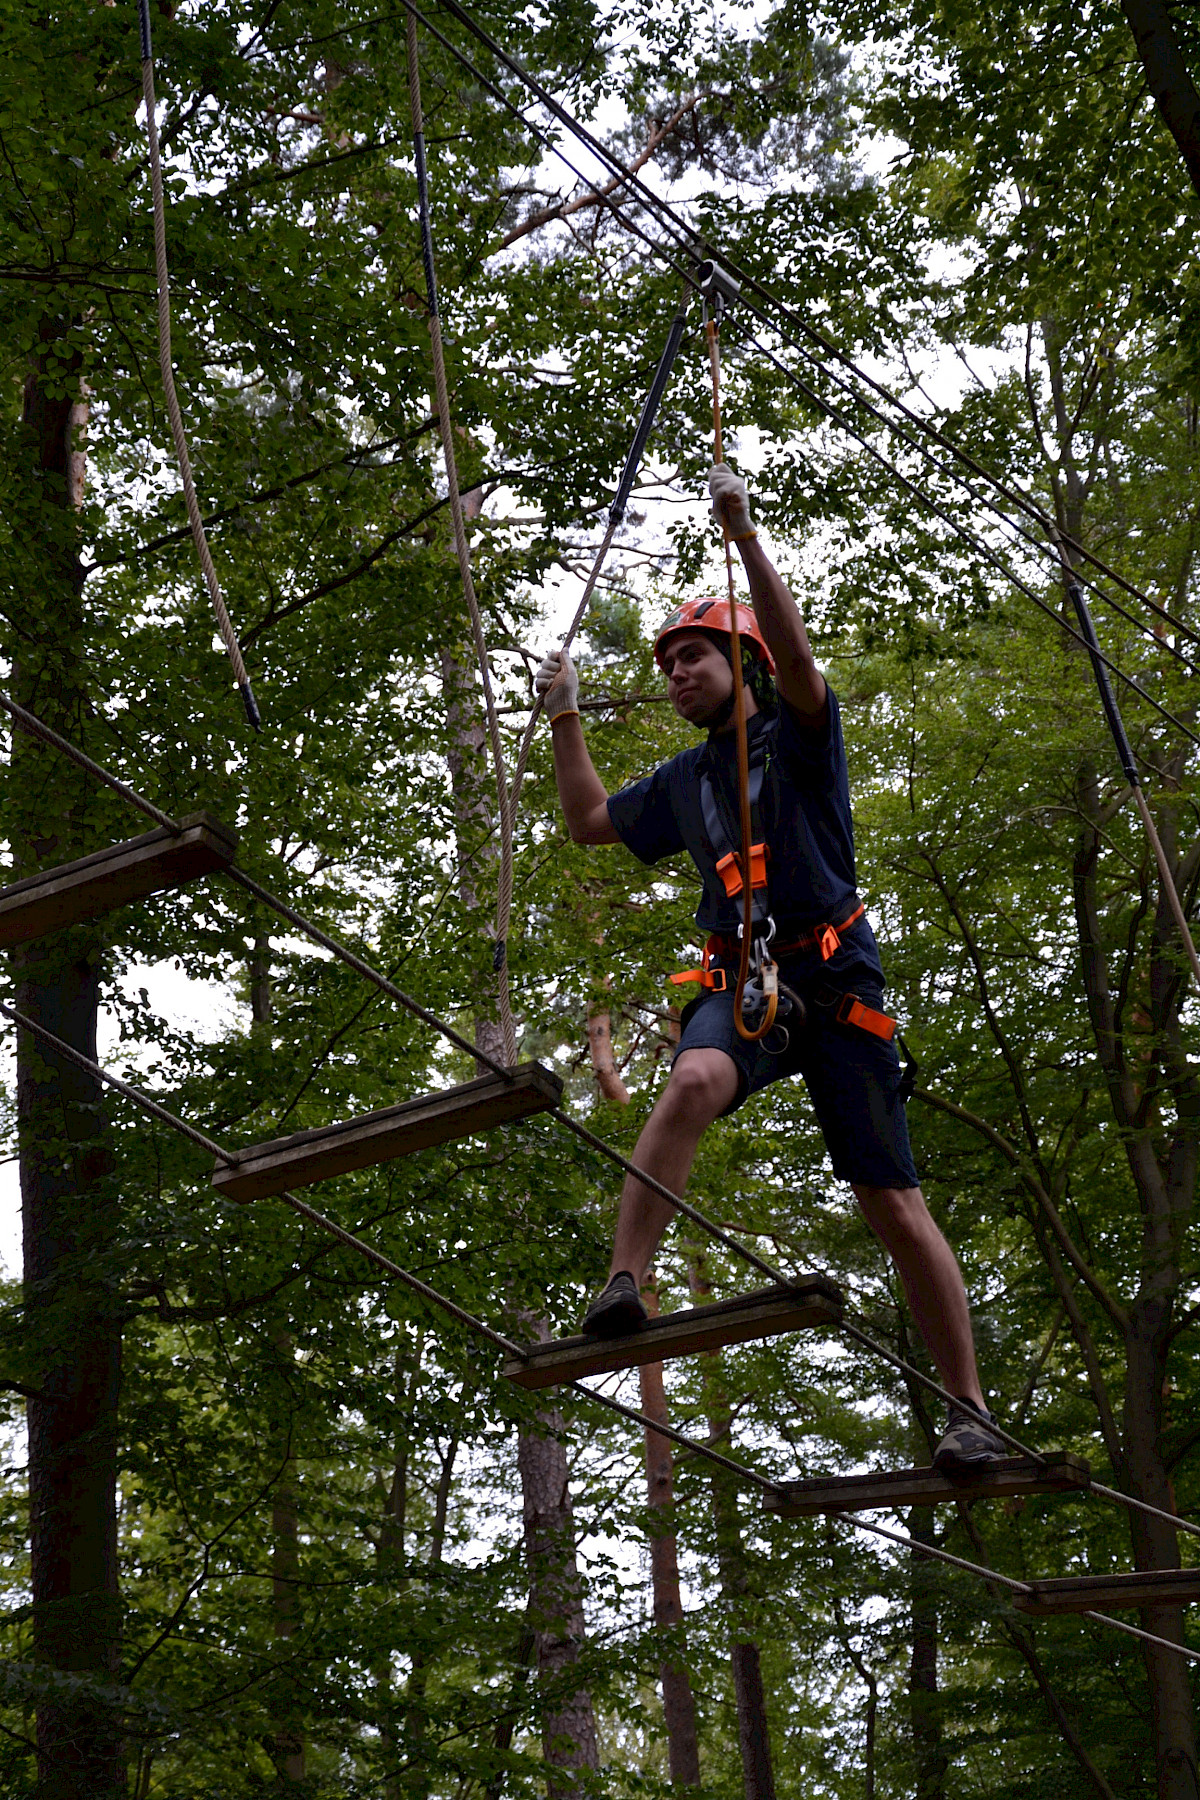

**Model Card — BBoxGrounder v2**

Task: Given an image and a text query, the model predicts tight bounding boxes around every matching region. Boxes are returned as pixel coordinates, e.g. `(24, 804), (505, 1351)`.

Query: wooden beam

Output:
(0, 812), (238, 947)
(1014, 1567), (1200, 1616)
(502, 1279), (843, 1390)
(213, 1062), (564, 1203)
(764, 1454), (1091, 1517)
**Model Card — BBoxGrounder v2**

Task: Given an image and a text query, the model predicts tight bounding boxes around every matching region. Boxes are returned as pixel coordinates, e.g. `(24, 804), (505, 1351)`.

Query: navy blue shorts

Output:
(674, 967), (919, 1190)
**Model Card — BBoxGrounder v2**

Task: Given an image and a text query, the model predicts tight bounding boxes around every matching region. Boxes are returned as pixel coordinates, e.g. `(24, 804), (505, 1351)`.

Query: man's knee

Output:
(659, 1050), (740, 1130)
(853, 1183), (931, 1248)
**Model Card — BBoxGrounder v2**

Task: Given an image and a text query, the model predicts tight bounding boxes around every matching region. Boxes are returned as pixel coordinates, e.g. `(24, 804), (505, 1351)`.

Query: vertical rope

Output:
(1052, 533), (1200, 993)
(405, 7), (517, 1064)
(138, 1), (261, 731)
(706, 314), (775, 1042)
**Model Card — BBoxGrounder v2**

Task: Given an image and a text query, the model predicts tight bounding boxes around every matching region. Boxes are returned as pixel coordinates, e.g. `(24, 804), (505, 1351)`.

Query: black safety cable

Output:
(427, 0), (1198, 652)
(5, 996), (1199, 1668)
(730, 321), (1200, 751)
(838, 1315), (1200, 1546)
(410, 0), (1198, 720)
(0, 692), (792, 1291)
(724, 308), (1200, 678)
(0, 998), (778, 1483)
(2, 693), (1196, 1548)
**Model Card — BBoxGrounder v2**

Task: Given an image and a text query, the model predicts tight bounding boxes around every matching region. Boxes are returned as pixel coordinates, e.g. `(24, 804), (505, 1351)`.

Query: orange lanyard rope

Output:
(705, 314), (777, 1042)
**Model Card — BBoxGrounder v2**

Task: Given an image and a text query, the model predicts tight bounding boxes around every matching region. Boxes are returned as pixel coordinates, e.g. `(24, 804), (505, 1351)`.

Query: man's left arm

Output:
(709, 464), (827, 728)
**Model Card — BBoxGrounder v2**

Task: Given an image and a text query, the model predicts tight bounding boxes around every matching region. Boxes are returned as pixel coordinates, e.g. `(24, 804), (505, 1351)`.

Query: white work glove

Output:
(708, 462), (756, 541)
(534, 647), (580, 722)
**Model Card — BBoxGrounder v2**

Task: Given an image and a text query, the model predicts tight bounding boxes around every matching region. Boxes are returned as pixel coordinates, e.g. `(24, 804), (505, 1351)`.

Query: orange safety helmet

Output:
(653, 597), (776, 676)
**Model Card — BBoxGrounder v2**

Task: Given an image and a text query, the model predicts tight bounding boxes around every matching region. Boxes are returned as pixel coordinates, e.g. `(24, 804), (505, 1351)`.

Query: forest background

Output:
(2, 0), (1199, 1796)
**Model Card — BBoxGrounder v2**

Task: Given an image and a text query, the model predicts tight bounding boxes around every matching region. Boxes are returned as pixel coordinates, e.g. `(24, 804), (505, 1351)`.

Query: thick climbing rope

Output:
(706, 303), (775, 1043)
(405, 9), (517, 1063)
(137, 0), (261, 732)
(5, 684), (1199, 1554)
(3, 994), (1197, 1670)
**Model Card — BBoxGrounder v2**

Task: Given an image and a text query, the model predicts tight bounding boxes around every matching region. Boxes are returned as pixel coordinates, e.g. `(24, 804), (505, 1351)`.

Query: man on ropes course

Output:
(536, 465), (1005, 1472)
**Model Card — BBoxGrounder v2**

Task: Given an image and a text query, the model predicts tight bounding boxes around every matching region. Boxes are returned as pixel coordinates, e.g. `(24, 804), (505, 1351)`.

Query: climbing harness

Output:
(5, 988), (1199, 1672)
(137, 0), (261, 730)
(701, 258), (779, 1043)
(7, 684), (1200, 1680)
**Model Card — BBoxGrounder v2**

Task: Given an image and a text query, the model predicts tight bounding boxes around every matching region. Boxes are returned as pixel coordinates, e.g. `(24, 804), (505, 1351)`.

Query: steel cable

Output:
(5, 972), (1200, 1666)
(5, 686), (1200, 1556)
(427, 0), (1198, 654)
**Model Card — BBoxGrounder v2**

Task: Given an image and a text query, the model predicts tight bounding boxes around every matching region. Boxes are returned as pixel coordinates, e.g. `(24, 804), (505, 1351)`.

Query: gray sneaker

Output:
(934, 1399), (1007, 1474)
(579, 1272), (648, 1339)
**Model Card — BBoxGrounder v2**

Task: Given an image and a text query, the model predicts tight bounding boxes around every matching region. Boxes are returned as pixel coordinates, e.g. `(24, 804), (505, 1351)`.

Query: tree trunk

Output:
(15, 329), (125, 1798)
(1074, 769), (1200, 1800)
(1119, 0), (1200, 200)
(516, 1357), (600, 1796)
(586, 981), (630, 1105)
(639, 1284), (702, 1786)
(689, 1263), (776, 1800)
(438, 497), (597, 1792)
(268, 1428), (305, 1783)
(908, 1509), (947, 1800)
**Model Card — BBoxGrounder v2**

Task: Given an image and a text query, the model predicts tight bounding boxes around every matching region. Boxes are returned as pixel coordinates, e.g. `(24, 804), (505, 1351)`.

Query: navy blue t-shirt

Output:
(606, 687), (883, 982)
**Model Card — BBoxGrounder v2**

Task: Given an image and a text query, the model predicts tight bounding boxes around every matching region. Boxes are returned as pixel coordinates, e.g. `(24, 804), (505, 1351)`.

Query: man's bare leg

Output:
(852, 1183), (986, 1410)
(607, 1049), (741, 1286)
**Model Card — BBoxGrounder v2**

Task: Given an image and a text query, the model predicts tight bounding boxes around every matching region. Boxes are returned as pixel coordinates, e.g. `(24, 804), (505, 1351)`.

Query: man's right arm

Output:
(536, 649), (620, 844)
(549, 713), (620, 843)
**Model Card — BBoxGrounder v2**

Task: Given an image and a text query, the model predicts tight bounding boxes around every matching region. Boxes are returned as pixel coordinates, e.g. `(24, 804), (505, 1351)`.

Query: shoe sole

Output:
(579, 1295), (648, 1340)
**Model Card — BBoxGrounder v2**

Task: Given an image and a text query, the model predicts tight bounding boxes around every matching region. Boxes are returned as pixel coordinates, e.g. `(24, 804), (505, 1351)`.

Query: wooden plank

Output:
(502, 1279), (844, 1390)
(764, 1454), (1091, 1517)
(0, 812), (238, 947)
(212, 1062), (564, 1203)
(1014, 1567), (1200, 1616)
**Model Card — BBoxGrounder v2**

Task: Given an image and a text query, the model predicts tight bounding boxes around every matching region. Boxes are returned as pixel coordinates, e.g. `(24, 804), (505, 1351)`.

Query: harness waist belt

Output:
(707, 898), (866, 965)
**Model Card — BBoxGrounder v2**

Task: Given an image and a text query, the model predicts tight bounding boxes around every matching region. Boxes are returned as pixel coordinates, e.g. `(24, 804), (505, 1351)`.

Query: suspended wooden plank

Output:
(502, 1278), (843, 1390)
(213, 1062), (564, 1204)
(764, 1453), (1091, 1517)
(0, 812), (238, 947)
(1014, 1567), (1200, 1617)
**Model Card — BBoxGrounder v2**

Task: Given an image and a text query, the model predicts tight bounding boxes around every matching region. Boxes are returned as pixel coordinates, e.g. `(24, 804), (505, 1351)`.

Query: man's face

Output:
(660, 631), (734, 728)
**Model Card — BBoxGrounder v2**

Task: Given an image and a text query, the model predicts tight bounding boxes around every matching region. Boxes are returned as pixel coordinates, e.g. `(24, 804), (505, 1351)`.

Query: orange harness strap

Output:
(765, 900), (866, 964)
(836, 992), (897, 1041)
(668, 939), (728, 993)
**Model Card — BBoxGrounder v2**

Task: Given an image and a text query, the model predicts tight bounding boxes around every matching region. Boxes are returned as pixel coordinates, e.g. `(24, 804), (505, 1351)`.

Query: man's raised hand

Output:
(708, 463), (757, 542)
(535, 648), (580, 721)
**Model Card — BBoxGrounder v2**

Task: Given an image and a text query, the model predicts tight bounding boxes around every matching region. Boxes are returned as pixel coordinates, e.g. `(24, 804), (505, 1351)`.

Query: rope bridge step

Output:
(212, 1063), (563, 1203)
(1014, 1567), (1200, 1617)
(502, 1279), (843, 1390)
(764, 1453), (1091, 1517)
(0, 813), (237, 946)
